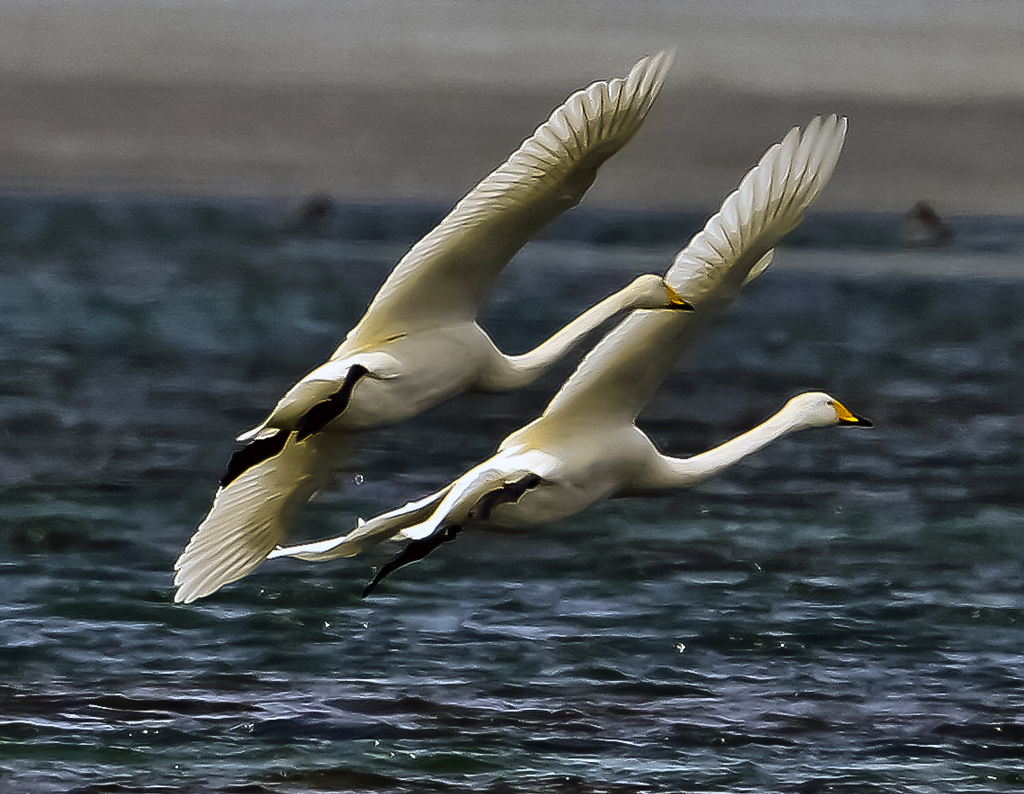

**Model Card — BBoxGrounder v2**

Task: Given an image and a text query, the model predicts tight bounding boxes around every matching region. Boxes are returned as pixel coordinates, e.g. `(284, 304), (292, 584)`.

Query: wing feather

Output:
(350, 51), (673, 340)
(268, 485), (454, 562)
(666, 114), (847, 306)
(540, 116), (847, 425)
(173, 433), (347, 602)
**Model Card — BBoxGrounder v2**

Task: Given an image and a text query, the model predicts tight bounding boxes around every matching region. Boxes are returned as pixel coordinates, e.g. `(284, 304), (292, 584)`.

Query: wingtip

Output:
(171, 571), (201, 604)
(171, 565), (221, 604)
(812, 113), (849, 147)
(643, 48), (676, 74)
(631, 48), (674, 100)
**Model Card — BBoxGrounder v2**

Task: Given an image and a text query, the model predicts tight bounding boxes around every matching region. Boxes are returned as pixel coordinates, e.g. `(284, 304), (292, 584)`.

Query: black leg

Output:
(362, 524), (462, 597)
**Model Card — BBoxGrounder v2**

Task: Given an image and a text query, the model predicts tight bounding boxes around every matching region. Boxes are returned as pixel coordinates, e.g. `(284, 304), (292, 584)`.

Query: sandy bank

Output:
(2, 77), (1022, 216)
(3, 1), (1024, 213)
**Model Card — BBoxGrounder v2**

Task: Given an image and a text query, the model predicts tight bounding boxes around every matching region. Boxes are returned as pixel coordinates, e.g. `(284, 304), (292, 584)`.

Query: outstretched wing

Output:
(270, 462), (545, 561)
(173, 432), (348, 603)
(267, 485), (454, 562)
(540, 115), (847, 425)
(665, 114), (846, 300)
(349, 51), (673, 342)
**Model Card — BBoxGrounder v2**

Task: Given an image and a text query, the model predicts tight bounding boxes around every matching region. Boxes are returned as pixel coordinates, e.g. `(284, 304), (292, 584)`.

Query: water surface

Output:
(0, 196), (1022, 792)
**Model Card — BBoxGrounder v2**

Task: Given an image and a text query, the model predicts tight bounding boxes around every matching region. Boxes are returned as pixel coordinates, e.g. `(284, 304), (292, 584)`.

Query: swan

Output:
(269, 115), (871, 595)
(174, 52), (690, 603)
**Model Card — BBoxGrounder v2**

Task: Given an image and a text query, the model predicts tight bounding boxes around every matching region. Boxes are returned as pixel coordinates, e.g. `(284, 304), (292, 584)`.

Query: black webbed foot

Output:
(362, 524), (462, 598)
(296, 364), (368, 441)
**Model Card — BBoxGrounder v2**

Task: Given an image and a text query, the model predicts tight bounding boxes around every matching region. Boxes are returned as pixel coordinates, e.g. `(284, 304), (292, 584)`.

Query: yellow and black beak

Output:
(665, 283), (695, 312)
(833, 400), (873, 428)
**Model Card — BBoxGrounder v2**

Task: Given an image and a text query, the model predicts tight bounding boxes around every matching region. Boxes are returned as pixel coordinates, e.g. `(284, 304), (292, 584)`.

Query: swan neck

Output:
(482, 282), (643, 389)
(668, 405), (803, 485)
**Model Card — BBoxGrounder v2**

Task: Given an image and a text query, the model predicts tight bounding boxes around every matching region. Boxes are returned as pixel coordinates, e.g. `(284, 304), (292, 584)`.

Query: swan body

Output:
(238, 272), (687, 438)
(270, 116), (869, 593)
(174, 52), (686, 603)
(270, 391), (870, 586)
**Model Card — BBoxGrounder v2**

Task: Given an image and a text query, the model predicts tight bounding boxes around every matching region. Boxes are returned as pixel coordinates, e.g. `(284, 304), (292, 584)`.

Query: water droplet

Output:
(353, 473), (364, 486)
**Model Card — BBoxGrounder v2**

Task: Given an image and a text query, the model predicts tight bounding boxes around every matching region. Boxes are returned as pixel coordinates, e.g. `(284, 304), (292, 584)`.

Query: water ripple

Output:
(1, 196), (1023, 792)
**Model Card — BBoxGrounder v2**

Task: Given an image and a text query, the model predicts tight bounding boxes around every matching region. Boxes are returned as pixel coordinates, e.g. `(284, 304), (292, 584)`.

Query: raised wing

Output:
(539, 116), (848, 425)
(348, 51), (673, 343)
(666, 114), (846, 301)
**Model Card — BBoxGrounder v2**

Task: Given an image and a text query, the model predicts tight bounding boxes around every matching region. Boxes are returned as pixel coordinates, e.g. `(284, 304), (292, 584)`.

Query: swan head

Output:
(785, 392), (873, 429)
(629, 274), (695, 311)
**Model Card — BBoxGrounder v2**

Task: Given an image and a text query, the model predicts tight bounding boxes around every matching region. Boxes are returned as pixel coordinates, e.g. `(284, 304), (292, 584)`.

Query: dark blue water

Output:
(1, 194), (1022, 793)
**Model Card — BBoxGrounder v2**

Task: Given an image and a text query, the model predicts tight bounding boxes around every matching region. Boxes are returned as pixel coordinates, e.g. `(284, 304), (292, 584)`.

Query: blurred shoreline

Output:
(2, 1), (1023, 215)
(2, 76), (1023, 217)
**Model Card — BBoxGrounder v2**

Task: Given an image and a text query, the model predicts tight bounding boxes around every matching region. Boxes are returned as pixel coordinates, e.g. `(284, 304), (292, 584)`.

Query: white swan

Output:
(270, 116), (870, 595)
(174, 52), (689, 603)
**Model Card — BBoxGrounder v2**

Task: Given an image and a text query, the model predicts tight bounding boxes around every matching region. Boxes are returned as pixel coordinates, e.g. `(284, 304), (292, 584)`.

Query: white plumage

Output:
(270, 116), (869, 594)
(174, 52), (689, 603)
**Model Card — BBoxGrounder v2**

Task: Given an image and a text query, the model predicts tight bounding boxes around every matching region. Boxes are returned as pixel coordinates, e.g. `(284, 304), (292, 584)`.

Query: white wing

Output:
(540, 116), (848, 425)
(270, 445), (556, 561)
(268, 484), (454, 562)
(173, 432), (348, 603)
(348, 51), (673, 342)
(666, 114), (846, 301)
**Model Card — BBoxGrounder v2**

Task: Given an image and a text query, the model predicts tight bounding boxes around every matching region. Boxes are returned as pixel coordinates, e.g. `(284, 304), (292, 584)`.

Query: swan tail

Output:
(173, 433), (342, 603)
(237, 356), (384, 444)
(360, 470), (541, 595)
(236, 425), (277, 443)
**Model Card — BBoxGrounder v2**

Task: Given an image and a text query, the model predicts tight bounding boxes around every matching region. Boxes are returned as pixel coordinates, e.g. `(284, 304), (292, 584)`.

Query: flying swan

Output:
(270, 115), (871, 595)
(173, 52), (691, 603)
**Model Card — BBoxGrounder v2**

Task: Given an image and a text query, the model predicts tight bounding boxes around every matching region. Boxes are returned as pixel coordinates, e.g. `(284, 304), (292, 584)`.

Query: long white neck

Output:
(644, 404), (810, 489)
(478, 278), (666, 391)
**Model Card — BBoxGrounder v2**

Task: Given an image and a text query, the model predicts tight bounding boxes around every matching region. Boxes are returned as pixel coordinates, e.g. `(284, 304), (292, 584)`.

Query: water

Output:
(0, 194), (1022, 793)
